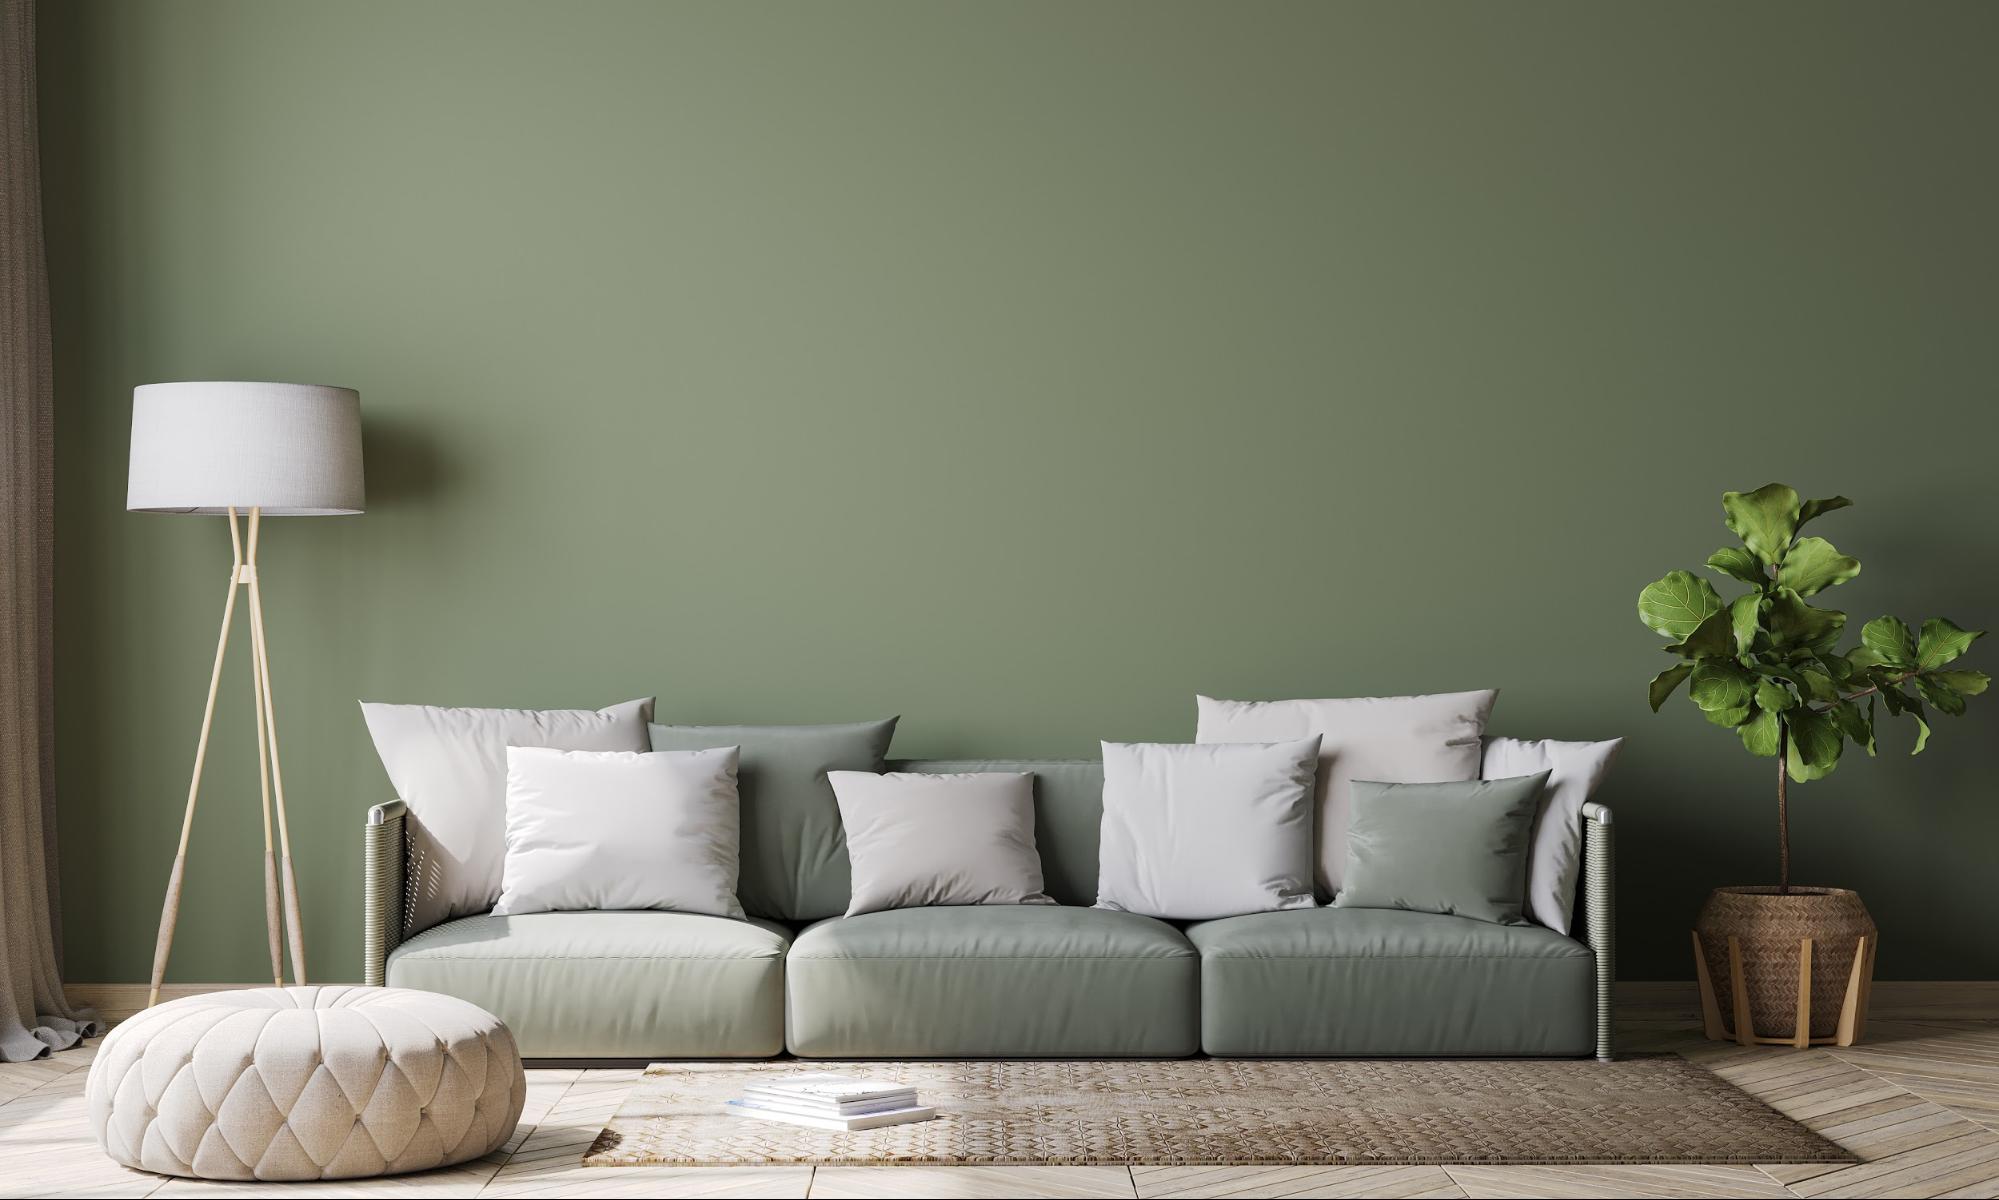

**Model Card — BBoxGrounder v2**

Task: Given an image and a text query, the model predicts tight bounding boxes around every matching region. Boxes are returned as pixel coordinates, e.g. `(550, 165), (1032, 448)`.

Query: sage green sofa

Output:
(364, 759), (1614, 1061)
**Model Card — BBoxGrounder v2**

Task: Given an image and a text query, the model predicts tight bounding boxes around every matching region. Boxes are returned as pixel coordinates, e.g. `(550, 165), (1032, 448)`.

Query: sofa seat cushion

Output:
(785, 905), (1198, 1058)
(386, 911), (789, 1059)
(1187, 907), (1595, 1057)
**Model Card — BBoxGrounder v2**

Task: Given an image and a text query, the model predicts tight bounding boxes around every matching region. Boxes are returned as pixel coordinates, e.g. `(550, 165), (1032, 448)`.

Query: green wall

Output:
(39, 1), (1998, 985)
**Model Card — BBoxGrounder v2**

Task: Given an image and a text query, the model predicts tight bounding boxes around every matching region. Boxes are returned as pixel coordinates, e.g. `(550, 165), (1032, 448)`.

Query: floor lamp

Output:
(127, 381), (365, 1008)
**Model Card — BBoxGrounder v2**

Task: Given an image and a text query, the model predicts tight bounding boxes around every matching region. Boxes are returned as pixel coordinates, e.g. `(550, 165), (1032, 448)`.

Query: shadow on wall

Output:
(360, 412), (457, 509)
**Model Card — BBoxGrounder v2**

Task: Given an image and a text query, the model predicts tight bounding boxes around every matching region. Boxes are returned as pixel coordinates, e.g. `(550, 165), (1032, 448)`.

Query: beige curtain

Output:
(2, 0), (98, 1062)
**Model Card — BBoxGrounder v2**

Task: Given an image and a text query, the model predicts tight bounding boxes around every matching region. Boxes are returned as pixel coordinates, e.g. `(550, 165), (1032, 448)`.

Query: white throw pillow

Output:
(359, 698), (654, 932)
(1095, 738), (1320, 920)
(828, 771), (1054, 917)
(1480, 736), (1623, 934)
(494, 747), (743, 918)
(1196, 691), (1498, 898)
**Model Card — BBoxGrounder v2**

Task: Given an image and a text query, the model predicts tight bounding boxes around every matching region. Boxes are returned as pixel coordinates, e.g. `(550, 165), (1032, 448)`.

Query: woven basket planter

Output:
(1692, 886), (1877, 1047)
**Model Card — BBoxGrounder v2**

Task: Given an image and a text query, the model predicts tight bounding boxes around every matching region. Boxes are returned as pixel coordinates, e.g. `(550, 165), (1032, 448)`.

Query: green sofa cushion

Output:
(652, 719), (898, 921)
(1186, 907), (1595, 1057)
(386, 911), (790, 1059)
(889, 760), (1104, 906)
(1337, 772), (1549, 925)
(785, 905), (1198, 1058)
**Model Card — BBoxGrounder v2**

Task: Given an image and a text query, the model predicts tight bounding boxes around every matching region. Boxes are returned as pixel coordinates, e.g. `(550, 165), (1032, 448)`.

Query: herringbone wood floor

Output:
(5, 1016), (1996, 1198)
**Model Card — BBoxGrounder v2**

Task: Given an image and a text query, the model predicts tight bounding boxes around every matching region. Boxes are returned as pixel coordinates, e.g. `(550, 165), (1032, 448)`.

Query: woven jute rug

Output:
(583, 1057), (1852, 1167)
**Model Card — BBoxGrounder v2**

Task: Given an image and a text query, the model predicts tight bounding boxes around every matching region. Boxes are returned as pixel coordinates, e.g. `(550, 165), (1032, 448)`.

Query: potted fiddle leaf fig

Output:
(1638, 484), (1985, 1045)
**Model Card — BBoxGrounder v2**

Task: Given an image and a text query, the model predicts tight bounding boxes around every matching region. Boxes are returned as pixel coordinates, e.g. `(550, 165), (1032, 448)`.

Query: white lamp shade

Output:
(127, 381), (365, 515)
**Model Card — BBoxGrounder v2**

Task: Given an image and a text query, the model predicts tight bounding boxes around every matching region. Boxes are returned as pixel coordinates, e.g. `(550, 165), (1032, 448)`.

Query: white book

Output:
(734, 1093), (921, 1118)
(743, 1073), (918, 1106)
(724, 1099), (936, 1132)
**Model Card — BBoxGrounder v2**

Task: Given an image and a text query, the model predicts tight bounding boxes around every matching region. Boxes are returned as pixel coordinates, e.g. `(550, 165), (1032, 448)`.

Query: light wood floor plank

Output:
(810, 1164), (1135, 1198)
(1445, 1163), (1792, 1197)
(1132, 1163), (1464, 1197)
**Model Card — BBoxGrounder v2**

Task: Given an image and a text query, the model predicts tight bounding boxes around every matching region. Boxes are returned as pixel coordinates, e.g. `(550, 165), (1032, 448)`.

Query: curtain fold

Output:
(2, 0), (100, 1063)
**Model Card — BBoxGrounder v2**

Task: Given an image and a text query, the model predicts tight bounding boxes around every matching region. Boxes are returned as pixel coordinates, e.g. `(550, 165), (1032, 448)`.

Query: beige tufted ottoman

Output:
(87, 985), (525, 1181)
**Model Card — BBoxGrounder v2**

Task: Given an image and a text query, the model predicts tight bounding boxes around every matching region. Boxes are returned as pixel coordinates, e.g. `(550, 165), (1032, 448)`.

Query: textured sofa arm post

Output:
(1583, 800), (1615, 1061)
(363, 800), (409, 987)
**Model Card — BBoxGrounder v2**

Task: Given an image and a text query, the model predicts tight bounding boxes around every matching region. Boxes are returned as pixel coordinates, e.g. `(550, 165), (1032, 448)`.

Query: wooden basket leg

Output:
(1836, 934), (1874, 1047)
(1794, 938), (1814, 1049)
(1692, 931), (1727, 1041)
(1727, 936), (1755, 1047)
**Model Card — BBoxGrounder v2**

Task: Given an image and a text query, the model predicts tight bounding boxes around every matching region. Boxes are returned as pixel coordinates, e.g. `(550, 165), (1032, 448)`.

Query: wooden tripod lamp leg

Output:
(250, 591), (284, 988)
(148, 510), (244, 1010)
(246, 508), (307, 985)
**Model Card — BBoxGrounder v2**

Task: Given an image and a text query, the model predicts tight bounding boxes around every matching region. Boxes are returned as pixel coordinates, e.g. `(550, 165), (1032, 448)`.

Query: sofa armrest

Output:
(1583, 800), (1615, 1061)
(363, 800), (409, 987)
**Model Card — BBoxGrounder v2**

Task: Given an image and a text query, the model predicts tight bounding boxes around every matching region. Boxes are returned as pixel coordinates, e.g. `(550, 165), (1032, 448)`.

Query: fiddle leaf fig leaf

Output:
(1723, 483), (1801, 565)
(1796, 495), (1853, 531)
(1845, 646), (1888, 671)
(1706, 546), (1766, 584)
(1784, 709), (1842, 782)
(1669, 608), (1738, 659)
(1648, 663), (1694, 712)
(1754, 678), (1796, 712)
(1832, 696), (1875, 756)
(1639, 571), (1725, 640)
(1739, 707), (1781, 756)
(1766, 588), (1845, 655)
(1729, 593), (1762, 656)
(1917, 618), (1982, 670)
(1861, 616), (1917, 668)
(1776, 536), (1862, 596)
(1916, 674), (1968, 717)
(1690, 661), (1755, 713)
(1878, 688), (1931, 754)
(1931, 669), (1990, 696)
(1795, 664), (1839, 704)
(1706, 703), (1754, 728)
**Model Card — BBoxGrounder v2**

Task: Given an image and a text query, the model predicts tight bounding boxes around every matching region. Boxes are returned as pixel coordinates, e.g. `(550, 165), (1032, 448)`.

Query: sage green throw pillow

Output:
(650, 718), (897, 921)
(1335, 772), (1550, 925)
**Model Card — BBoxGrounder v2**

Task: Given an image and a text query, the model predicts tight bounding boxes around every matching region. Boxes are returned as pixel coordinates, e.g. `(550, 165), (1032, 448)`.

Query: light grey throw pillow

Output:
(1336, 772), (1550, 925)
(494, 747), (742, 918)
(360, 697), (654, 932)
(1195, 691), (1498, 899)
(1095, 738), (1320, 920)
(1481, 736), (1623, 933)
(828, 771), (1053, 917)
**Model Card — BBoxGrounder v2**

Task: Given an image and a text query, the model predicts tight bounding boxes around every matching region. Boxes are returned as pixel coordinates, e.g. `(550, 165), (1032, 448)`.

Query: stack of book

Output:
(724, 1073), (935, 1131)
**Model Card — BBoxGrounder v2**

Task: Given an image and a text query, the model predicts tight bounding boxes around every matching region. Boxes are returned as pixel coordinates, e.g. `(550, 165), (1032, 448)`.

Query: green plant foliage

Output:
(1648, 663), (1693, 711)
(1785, 708), (1842, 781)
(1722, 483), (1801, 565)
(1639, 570), (1725, 640)
(1754, 678), (1795, 712)
(1637, 485), (1983, 787)
(1862, 616), (1917, 667)
(1931, 670), (1990, 696)
(1706, 546), (1765, 584)
(1796, 495), (1853, 531)
(1775, 536), (1861, 596)
(1739, 708), (1781, 756)
(1918, 618), (1981, 670)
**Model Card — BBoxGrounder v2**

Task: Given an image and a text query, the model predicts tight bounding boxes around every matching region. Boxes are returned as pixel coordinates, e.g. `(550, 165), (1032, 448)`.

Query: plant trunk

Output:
(1777, 721), (1790, 894)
